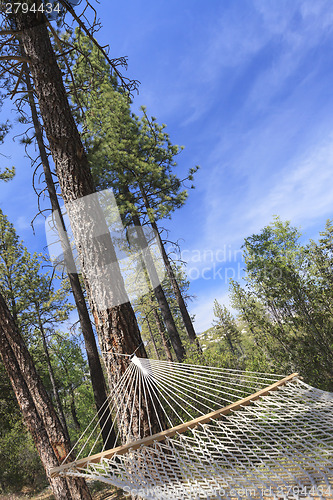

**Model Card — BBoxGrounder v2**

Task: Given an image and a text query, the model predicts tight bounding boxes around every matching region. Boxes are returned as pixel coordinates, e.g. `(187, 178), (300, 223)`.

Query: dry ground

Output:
(0, 482), (126, 500)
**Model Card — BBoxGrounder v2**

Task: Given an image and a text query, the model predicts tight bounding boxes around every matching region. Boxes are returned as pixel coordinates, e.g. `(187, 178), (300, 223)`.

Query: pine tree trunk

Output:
(153, 308), (173, 362)
(15, 11), (160, 440)
(146, 316), (160, 359)
(0, 331), (72, 499)
(69, 384), (81, 430)
(38, 313), (70, 442)
(147, 270), (185, 361)
(24, 67), (116, 450)
(154, 221), (200, 346)
(130, 209), (185, 361)
(139, 186), (199, 347)
(0, 292), (91, 499)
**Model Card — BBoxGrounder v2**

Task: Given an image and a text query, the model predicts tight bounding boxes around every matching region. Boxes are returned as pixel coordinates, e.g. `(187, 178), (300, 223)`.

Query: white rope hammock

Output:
(51, 357), (333, 499)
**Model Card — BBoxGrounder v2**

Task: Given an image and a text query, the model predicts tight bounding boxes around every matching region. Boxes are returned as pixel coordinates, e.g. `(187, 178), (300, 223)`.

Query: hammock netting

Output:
(51, 357), (333, 499)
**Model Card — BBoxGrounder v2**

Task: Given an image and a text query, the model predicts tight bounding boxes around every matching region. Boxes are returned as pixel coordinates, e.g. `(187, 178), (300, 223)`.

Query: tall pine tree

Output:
(70, 33), (198, 349)
(5, 4), (161, 442)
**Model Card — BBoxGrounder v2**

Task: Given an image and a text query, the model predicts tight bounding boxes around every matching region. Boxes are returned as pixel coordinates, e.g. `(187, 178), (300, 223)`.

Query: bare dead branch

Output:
(0, 55), (29, 63)
(30, 207), (52, 235)
(10, 63), (25, 99)
(57, 0), (140, 95)
(0, 29), (22, 36)
(47, 21), (85, 118)
(55, 47), (75, 59)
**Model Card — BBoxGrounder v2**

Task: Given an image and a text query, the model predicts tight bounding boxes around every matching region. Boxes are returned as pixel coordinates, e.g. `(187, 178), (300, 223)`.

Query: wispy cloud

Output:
(190, 129), (333, 262)
(245, 136), (333, 226)
(131, 1), (333, 335)
(15, 215), (32, 231)
(157, 1), (333, 125)
(15, 214), (44, 232)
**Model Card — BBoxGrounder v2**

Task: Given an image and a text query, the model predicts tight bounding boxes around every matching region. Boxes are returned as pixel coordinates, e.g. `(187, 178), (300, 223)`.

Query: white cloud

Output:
(245, 136), (333, 226)
(185, 137), (333, 334)
(246, 5), (333, 113)
(168, 1), (331, 125)
(130, 0), (333, 338)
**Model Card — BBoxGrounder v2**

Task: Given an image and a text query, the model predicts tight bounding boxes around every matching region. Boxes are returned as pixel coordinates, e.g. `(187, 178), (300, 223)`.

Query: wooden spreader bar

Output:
(50, 372), (299, 478)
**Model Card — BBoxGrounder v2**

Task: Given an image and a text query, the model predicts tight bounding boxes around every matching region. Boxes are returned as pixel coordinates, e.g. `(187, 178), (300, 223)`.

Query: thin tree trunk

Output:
(69, 384), (81, 430)
(129, 208), (185, 361)
(37, 312), (70, 442)
(139, 186), (199, 347)
(0, 292), (91, 499)
(23, 66), (116, 450)
(225, 333), (236, 355)
(145, 316), (160, 359)
(0, 329), (72, 499)
(153, 308), (173, 362)
(16, 11), (160, 440)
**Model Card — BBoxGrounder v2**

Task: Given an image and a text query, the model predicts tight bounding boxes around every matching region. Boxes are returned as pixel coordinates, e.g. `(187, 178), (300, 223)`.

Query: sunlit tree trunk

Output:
(129, 205), (185, 361)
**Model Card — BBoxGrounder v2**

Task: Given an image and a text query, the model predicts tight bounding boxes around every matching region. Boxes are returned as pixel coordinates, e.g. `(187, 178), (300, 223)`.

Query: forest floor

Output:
(0, 482), (126, 500)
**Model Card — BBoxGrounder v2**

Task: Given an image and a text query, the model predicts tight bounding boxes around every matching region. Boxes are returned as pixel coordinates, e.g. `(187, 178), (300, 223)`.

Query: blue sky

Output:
(1, 0), (333, 332)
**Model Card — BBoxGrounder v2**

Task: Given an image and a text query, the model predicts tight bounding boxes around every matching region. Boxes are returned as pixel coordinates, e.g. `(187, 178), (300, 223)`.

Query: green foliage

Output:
(0, 417), (46, 493)
(0, 166), (15, 182)
(186, 218), (333, 390)
(228, 217), (333, 390)
(49, 334), (96, 438)
(70, 31), (198, 227)
(0, 210), (96, 491)
(0, 120), (10, 143)
(0, 209), (74, 343)
(212, 299), (243, 358)
(0, 209), (37, 327)
(0, 116), (14, 183)
(70, 31), (198, 358)
(191, 325), (243, 371)
(0, 364), (46, 493)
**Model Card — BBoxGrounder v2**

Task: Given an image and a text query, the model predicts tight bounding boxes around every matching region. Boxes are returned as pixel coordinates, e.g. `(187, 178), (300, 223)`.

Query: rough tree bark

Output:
(0, 333), (73, 499)
(0, 292), (91, 499)
(24, 67), (116, 449)
(14, 8), (160, 440)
